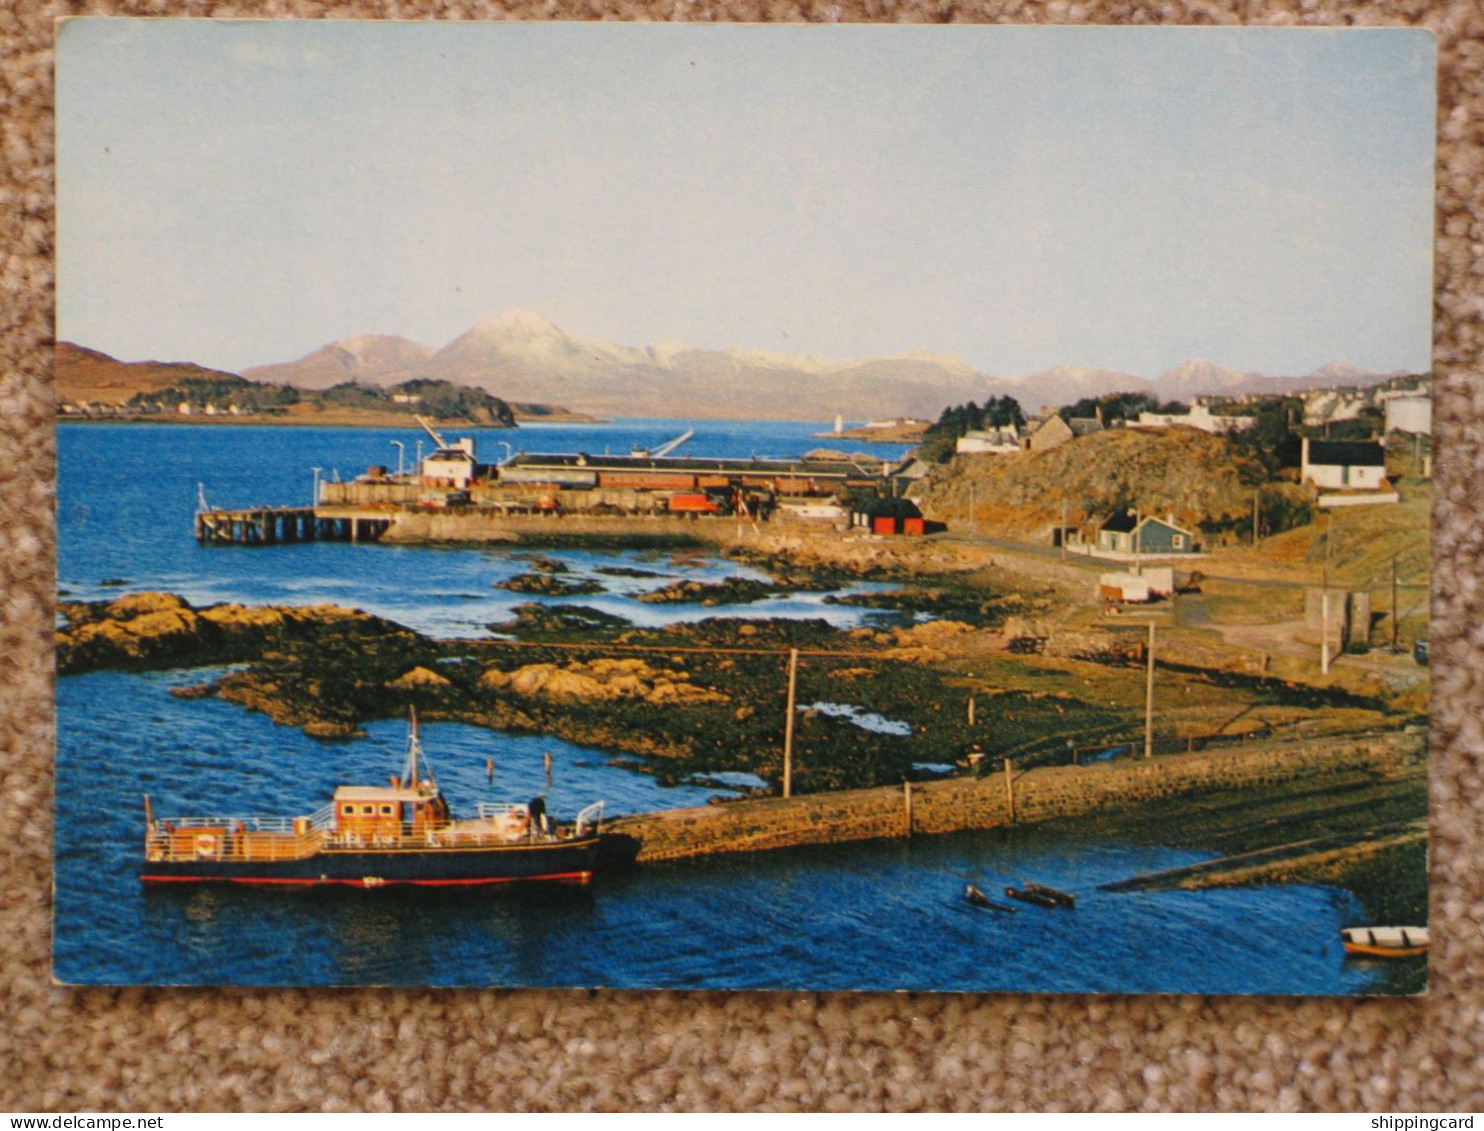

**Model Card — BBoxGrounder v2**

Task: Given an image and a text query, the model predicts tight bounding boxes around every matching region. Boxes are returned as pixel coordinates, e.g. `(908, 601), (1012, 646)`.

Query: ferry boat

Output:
(141, 713), (606, 889)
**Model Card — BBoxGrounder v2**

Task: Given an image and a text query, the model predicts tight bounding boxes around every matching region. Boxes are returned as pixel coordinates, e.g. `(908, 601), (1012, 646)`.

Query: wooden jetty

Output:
(194, 506), (392, 546)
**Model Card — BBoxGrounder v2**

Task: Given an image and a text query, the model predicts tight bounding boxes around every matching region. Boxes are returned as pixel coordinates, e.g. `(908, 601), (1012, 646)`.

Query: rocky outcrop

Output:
(636, 577), (783, 606)
(56, 591), (394, 675)
(480, 657), (728, 705)
(495, 572), (604, 597)
(386, 666), (452, 690)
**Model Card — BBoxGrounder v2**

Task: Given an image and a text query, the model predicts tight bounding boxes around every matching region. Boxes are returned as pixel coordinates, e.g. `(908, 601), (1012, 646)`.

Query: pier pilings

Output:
(194, 507), (392, 546)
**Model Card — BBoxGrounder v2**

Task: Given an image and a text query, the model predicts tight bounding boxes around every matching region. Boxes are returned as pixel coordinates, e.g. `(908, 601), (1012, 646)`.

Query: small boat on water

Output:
(1340, 926), (1428, 959)
(141, 712), (607, 889)
(1004, 886), (1061, 909)
(1024, 882), (1076, 909)
(964, 883), (1018, 913)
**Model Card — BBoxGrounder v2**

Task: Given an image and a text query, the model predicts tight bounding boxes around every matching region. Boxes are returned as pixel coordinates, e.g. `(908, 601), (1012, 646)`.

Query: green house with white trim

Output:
(1095, 511), (1197, 555)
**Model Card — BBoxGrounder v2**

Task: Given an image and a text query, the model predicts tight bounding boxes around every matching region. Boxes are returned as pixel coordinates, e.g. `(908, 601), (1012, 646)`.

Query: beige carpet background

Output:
(3, 0), (1480, 1112)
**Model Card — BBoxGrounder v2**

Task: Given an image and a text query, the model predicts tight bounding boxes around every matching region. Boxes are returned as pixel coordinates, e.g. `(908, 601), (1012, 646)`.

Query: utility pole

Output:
(1320, 510), (1334, 673)
(1133, 509), (1142, 576)
(1252, 486), (1261, 546)
(1321, 590), (1332, 675)
(1144, 622), (1156, 759)
(968, 483), (976, 533)
(1391, 555), (1400, 653)
(782, 648), (799, 799)
(1061, 498), (1068, 561)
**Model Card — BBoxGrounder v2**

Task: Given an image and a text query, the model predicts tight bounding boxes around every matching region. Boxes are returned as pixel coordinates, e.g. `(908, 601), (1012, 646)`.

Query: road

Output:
(940, 532), (1428, 591)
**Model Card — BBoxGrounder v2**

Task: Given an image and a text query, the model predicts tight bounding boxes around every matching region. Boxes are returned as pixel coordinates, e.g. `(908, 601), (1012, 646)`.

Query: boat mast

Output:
(400, 707), (438, 791)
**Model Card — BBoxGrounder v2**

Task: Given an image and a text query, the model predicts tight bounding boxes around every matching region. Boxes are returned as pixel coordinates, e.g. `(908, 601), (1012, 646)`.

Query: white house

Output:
(1385, 396), (1432, 435)
(1133, 404), (1255, 433)
(955, 428), (1021, 455)
(1301, 438), (1388, 491)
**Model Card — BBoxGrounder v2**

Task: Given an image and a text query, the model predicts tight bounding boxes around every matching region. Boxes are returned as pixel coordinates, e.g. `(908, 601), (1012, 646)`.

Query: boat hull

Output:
(1341, 941), (1427, 959)
(1339, 926), (1428, 959)
(141, 836), (602, 888)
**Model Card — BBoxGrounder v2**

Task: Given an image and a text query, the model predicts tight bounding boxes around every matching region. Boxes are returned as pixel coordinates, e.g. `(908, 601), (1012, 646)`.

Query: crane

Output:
(415, 414), (449, 451)
(631, 430), (695, 459)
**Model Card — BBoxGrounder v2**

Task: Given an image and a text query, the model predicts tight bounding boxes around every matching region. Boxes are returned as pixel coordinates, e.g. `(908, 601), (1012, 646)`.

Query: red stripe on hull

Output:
(142, 870), (593, 887)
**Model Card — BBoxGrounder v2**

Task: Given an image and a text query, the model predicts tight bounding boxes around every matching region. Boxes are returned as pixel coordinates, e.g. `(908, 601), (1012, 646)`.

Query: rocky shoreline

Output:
(57, 576), (1428, 930)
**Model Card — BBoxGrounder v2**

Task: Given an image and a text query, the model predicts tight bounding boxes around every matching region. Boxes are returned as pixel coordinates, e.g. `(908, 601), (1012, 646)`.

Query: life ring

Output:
(195, 834), (219, 858)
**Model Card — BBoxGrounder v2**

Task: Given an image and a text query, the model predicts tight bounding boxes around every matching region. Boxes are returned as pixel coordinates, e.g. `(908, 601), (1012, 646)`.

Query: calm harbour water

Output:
(54, 422), (1392, 992)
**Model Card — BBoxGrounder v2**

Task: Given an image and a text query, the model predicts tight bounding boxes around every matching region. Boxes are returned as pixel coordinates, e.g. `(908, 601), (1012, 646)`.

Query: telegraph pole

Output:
(1143, 621), (1156, 759)
(1321, 511), (1333, 673)
(1252, 486), (1260, 546)
(1321, 590), (1332, 675)
(782, 648), (799, 798)
(1391, 555), (1400, 653)
(1061, 498), (1068, 560)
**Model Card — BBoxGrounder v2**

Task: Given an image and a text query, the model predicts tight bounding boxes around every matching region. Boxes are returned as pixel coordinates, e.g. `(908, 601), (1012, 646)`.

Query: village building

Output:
(1300, 438), (1387, 491)
(1094, 511), (1197, 556)
(887, 455), (933, 491)
(955, 427), (1021, 455)
(850, 496), (926, 536)
(1132, 403), (1255, 433)
(1384, 396), (1432, 435)
(1021, 415), (1074, 451)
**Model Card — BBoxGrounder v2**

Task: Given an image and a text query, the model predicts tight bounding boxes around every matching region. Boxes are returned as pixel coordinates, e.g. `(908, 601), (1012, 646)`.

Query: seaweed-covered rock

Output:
(56, 592), (404, 675)
(495, 572), (604, 596)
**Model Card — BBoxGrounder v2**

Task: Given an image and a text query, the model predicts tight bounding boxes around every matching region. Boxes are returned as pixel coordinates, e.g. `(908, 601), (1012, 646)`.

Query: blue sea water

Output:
(54, 422), (1395, 992)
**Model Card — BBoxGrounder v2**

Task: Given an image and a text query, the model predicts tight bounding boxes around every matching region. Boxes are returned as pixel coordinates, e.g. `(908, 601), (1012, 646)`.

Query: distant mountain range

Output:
(71, 309), (1412, 421)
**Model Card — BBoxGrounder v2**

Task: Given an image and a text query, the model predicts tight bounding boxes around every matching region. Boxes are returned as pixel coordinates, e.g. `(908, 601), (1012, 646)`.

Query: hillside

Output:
(57, 343), (576, 425)
(56, 342), (247, 405)
(917, 428), (1293, 539)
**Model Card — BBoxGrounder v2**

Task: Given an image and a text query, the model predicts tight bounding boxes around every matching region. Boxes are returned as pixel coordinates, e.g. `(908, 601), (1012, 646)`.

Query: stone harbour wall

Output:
(608, 730), (1424, 863)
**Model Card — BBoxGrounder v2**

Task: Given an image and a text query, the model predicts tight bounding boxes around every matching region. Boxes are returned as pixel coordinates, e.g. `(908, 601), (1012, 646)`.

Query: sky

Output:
(56, 21), (1436, 380)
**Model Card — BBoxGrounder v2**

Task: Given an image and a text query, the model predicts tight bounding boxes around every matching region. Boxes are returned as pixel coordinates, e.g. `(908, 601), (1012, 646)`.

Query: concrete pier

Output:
(605, 731), (1423, 865)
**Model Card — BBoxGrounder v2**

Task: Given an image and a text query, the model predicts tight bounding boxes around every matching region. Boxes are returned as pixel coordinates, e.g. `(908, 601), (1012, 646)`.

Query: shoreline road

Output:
(939, 533), (1429, 591)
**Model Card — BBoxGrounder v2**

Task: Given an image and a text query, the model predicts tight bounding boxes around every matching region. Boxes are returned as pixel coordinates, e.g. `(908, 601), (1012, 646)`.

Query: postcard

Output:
(54, 21), (1435, 992)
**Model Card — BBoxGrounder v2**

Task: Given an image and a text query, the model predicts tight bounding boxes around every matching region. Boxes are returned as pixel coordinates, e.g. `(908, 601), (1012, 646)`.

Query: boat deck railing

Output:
(145, 827), (322, 864)
(154, 803), (336, 834)
(475, 802), (523, 820)
(575, 801), (605, 837)
(318, 826), (578, 852)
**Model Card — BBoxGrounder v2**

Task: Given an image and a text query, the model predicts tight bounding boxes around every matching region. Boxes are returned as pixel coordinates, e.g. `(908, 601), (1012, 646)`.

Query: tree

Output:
(917, 396), (1026, 463)
(1059, 391), (1166, 425)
